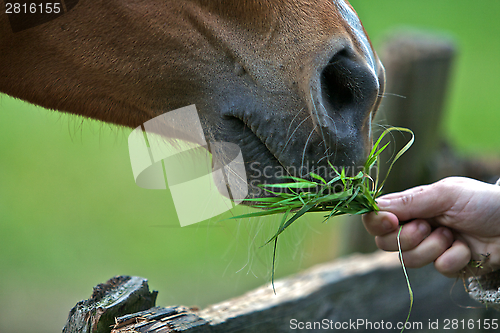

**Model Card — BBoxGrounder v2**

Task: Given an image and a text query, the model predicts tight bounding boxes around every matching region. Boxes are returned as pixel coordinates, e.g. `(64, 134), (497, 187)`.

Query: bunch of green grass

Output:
(232, 126), (413, 258)
(231, 126), (414, 331)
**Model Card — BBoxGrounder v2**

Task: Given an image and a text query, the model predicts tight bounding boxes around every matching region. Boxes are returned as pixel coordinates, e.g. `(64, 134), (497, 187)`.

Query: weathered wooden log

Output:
(63, 276), (158, 333)
(66, 251), (497, 333)
(111, 306), (208, 332)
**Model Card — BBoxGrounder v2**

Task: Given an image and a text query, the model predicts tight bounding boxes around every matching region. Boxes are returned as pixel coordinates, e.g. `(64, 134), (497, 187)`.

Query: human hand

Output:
(362, 177), (500, 278)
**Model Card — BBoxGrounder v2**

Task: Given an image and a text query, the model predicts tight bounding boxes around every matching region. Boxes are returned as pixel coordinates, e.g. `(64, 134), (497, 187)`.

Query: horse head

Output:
(0, 0), (384, 197)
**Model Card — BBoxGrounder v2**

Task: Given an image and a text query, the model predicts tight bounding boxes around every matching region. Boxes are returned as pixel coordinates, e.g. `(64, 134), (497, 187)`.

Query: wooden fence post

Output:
(375, 31), (456, 193)
(341, 31), (456, 255)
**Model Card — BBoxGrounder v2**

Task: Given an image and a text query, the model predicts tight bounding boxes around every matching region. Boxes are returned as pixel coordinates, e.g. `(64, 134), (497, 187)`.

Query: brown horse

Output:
(0, 0), (384, 195)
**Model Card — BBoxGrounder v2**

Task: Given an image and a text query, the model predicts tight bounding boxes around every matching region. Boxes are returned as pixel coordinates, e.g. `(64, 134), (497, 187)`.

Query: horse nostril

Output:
(320, 49), (357, 112)
(311, 46), (380, 166)
(318, 47), (379, 125)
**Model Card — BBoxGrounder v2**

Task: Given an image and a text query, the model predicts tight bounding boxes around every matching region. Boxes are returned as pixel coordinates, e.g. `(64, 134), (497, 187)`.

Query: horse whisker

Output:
(300, 124), (317, 177)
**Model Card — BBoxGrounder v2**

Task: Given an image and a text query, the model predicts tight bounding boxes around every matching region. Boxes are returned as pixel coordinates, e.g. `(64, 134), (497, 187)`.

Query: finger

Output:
(375, 180), (459, 222)
(401, 227), (454, 268)
(362, 211), (399, 236)
(374, 220), (431, 252)
(434, 240), (471, 278)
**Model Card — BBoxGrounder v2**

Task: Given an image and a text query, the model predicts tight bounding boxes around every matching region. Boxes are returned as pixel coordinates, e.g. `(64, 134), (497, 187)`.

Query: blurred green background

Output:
(1, 1), (499, 332)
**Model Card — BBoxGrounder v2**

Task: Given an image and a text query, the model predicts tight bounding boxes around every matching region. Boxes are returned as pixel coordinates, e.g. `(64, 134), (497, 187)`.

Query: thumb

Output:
(375, 182), (455, 222)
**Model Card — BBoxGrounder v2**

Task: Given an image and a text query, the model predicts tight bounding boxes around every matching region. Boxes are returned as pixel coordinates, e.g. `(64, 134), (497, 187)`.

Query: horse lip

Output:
(236, 115), (288, 173)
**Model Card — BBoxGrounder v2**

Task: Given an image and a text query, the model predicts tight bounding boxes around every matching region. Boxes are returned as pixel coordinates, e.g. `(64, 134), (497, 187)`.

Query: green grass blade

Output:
(377, 127), (415, 196)
(242, 197), (288, 203)
(262, 182), (318, 189)
(342, 186), (361, 207)
(365, 142), (390, 171)
(279, 175), (318, 183)
(316, 191), (352, 203)
(344, 171), (364, 181)
(271, 237), (278, 295)
(326, 175), (342, 186)
(266, 197), (304, 208)
(398, 226), (414, 333)
(229, 207), (289, 219)
(361, 185), (379, 210)
(265, 203), (315, 245)
(309, 172), (327, 184)
(340, 167), (346, 186)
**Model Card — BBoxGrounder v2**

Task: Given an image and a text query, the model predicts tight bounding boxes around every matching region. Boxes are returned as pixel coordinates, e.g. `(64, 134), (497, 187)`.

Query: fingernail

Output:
(418, 221), (429, 235)
(382, 218), (393, 232)
(442, 228), (454, 241)
(376, 198), (390, 209)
